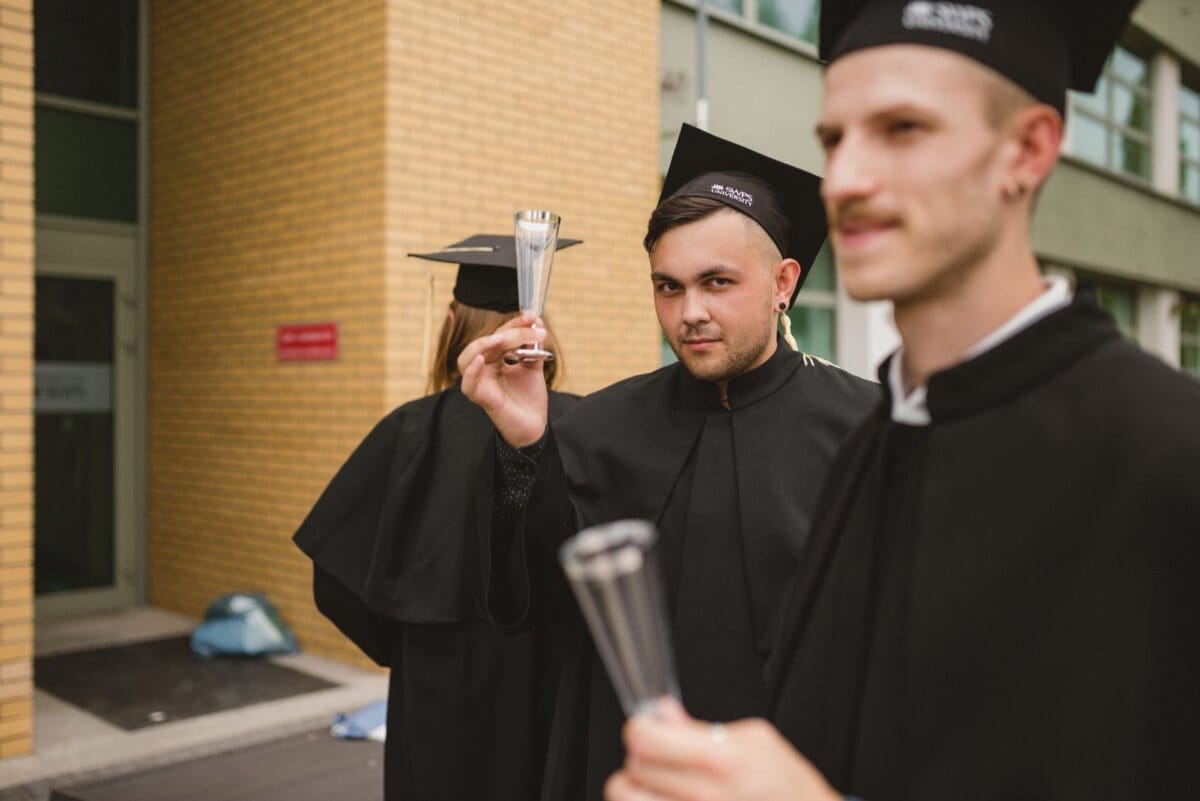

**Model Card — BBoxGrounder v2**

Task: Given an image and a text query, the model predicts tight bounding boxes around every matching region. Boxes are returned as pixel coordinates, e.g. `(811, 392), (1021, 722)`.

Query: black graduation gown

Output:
(478, 338), (880, 801)
(294, 384), (579, 801)
(768, 294), (1200, 801)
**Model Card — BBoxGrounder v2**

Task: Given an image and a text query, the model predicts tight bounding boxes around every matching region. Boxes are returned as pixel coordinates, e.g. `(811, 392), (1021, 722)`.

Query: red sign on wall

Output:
(277, 322), (338, 362)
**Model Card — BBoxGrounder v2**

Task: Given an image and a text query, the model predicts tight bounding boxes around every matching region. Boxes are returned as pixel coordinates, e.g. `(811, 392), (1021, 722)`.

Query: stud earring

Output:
(777, 301), (787, 312)
(1005, 181), (1028, 200)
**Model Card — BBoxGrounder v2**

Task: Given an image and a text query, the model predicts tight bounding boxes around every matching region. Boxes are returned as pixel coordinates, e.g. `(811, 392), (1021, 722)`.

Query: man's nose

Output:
(821, 134), (879, 208)
(680, 290), (710, 326)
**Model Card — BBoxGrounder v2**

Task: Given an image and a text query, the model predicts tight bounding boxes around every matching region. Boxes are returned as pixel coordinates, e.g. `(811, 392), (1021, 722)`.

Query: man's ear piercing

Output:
(778, 301), (788, 312)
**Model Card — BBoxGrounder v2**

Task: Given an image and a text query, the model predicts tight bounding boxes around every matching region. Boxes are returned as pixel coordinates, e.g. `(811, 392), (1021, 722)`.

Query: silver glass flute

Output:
(559, 519), (680, 716)
(513, 209), (560, 361)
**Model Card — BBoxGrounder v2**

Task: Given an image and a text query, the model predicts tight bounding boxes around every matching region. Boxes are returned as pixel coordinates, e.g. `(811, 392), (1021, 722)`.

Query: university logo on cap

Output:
(901, 1), (994, 43)
(710, 183), (755, 207)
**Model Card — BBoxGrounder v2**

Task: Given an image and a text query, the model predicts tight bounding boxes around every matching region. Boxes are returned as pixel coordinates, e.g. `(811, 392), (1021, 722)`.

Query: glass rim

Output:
(515, 209), (561, 225)
(559, 519), (657, 579)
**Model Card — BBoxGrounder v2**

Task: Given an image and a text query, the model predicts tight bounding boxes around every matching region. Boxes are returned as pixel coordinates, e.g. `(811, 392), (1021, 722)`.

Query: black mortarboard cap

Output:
(820, 0), (1142, 114)
(409, 234), (581, 313)
(659, 124), (827, 306)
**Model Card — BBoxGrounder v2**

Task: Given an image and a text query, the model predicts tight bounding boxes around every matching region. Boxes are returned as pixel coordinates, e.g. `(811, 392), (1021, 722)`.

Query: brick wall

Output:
(148, 0), (391, 666)
(0, 0), (34, 759)
(383, 0), (663, 402)
(148, 0), (660, 666)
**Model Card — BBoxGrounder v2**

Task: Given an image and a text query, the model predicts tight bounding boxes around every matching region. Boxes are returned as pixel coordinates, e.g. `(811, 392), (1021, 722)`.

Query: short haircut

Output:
(974, 60), (1039, 129)
(644, 194), (782, 266)
(644, 194), (728, 254)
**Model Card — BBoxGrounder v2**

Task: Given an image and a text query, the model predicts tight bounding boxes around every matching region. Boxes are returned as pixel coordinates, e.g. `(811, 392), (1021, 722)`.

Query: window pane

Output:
(1112, 83), (1149, 132)
(35, 276), (116, 594)
(1112, 131), (1150, 180)
(1183, 297), (1200, 376)
(804, 241), (836, 292)
(1183, 299), (1200, 333)
(1184, 345), (1200, 377)
(703, 0), (744, 13)
(1180, 120), (1200, 162)
(1110, 46), (1147, 87)
(1069, 113), (1108, 166)
(1181, 85), (1200, 120)
(1070, 76), (1109, 118)
(787, 305), (836, 363)
(1094, 283), (1137, 339)
(35, 106), (138, 221)
(34, 0), (138, 108)
(1182, 163), (1200, 204)
(757, 0), (819, 43)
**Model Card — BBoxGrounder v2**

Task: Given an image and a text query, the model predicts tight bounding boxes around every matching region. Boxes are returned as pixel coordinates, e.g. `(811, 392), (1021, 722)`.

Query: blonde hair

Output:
(425, 301), (564, 394)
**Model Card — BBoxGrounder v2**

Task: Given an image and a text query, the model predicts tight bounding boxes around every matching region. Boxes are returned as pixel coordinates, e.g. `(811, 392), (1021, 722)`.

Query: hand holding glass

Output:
(559, 519), (680, 716)
(514, 209), (560, 361)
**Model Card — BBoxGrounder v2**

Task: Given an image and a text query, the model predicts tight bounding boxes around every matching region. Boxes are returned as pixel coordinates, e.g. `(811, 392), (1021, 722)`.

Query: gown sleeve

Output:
(473, 428), (578, 628)
(312, 564), (397, 667)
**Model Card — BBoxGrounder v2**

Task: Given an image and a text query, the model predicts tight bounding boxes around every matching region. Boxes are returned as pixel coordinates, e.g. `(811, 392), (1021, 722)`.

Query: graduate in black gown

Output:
(457, 127), (880, 801)
(292, 233), (580, 801)
(608, 2), (1200, 800)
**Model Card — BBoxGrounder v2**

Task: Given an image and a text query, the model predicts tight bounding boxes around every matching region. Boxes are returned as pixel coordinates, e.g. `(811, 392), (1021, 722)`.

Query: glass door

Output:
(34, 224), (140, 616)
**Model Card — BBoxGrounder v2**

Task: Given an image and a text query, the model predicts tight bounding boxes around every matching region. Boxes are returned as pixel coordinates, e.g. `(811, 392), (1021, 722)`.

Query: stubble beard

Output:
(676, 319), (775, 384)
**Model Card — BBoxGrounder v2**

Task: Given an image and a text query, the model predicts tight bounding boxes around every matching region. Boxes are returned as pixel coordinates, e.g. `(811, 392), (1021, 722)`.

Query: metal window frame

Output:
(32, 0), (149, 615)
(1180, 298), (1200, 376)
(684, 0), (820, 51)
(1178, 80), (1200, 204)
(1092, 278), (1141, 339)
(1068, 43), (1155, 182)
(1109, 44), (1152, 90)
(34, 93), (139, 123)
(745, 0), (820, 45)
(1181, 298), (1200, 347)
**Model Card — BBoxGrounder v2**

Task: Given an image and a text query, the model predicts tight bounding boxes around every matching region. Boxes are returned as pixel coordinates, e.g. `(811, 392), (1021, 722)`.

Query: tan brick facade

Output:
(0, 0), (33, 758)
(148, 1), (660, 666)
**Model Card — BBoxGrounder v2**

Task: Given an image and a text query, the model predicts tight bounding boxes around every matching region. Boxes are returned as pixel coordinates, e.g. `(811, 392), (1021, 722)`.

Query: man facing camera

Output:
(459, 126), (879, 801)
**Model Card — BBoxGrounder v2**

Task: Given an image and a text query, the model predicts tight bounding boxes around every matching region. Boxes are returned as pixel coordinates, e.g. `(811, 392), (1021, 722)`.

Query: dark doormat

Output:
(48, 729), (383, 801)
(34, 636), (337, 730)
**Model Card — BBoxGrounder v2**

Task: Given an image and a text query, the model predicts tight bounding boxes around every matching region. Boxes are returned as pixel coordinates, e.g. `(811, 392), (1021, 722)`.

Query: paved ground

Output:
(47, 729), (383, 801)
(0, 607), (387, 801)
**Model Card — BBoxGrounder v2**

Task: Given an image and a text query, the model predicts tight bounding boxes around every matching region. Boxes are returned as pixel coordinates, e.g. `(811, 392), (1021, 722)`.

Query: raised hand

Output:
(606, 697), (842, 801)
(457, 313), (550, 448)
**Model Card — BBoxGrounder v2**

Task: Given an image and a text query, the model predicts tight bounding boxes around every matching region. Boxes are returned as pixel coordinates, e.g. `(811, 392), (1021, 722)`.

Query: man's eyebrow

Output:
(818, 103), (938, 139)
(697, 266), (737, 280)
(814, 121), (840, 141)
(651, 266), (735, 284)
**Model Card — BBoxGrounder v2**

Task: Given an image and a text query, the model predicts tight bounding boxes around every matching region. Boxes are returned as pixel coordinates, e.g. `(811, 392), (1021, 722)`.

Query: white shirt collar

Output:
(888, 276), (1073, 425)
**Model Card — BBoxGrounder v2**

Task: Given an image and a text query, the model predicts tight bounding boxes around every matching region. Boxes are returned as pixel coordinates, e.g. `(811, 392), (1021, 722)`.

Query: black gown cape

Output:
(477, 337), (880, 800)
(293, 384), (579, 801)
(767, 293), (1200, 801)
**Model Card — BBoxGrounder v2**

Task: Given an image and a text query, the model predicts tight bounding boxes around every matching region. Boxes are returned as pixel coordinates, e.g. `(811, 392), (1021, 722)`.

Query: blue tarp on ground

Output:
(331, 699), (387, 742)
(191, 592), (299, 658)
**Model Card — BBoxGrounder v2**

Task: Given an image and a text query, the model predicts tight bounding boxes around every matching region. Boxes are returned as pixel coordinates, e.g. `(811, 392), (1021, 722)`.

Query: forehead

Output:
(821, 44), (993, 120)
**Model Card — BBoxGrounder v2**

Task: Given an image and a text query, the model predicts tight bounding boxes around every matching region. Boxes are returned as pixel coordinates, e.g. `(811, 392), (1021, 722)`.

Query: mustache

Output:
(680, 326), (722, 341)
(828, 200), (901, 228)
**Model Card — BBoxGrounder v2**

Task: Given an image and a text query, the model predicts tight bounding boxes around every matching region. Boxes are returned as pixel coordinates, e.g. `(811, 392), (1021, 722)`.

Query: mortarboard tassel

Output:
(779, 311), (799, 351)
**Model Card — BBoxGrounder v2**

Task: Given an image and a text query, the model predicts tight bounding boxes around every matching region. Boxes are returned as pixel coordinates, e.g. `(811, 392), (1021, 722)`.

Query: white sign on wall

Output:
(35, 362), (113, 414)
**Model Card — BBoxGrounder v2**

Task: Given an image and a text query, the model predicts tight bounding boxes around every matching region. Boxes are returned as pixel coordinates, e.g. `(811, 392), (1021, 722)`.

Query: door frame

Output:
(34, 215), (145, 618)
